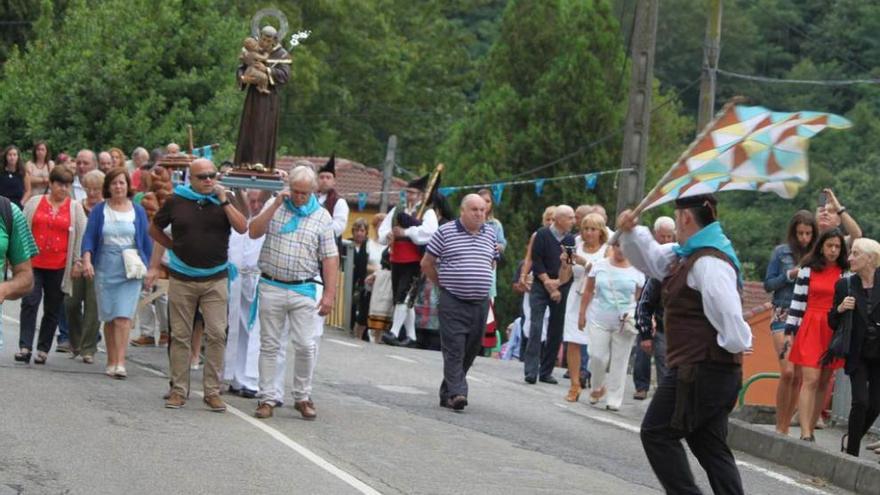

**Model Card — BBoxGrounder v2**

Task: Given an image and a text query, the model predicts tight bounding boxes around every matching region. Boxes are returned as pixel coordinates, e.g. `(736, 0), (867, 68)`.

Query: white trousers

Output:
(271, 283), (325, 400)
(223, 272), (261, 391)
(137, 292), (168, 338)
(257, 283), (316, 405)
(587, 319), (637, 409)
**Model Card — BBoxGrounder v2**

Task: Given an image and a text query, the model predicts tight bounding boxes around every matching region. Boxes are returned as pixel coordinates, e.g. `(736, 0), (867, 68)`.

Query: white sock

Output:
(404, 308), (416, 341)
(389, 304), (407, 337)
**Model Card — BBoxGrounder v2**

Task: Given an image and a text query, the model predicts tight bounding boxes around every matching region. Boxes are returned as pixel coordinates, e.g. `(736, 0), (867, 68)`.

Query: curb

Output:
(728, 418), (880, 494)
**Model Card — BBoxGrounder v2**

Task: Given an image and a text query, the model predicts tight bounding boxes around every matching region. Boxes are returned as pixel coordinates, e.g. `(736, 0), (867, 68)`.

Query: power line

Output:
(496, 74), (702, 182)
(717, 68), (880, 86)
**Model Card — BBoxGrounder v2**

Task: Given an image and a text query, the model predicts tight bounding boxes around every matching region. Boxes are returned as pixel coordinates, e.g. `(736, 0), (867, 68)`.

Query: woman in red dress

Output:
(785, 229), (849, 441)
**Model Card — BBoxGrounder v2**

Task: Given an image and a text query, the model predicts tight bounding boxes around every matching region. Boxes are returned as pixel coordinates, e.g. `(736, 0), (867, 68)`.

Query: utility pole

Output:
(616, 0), (660, 215)
(379, 135), (397, 213)
(697, 0), (723, 132)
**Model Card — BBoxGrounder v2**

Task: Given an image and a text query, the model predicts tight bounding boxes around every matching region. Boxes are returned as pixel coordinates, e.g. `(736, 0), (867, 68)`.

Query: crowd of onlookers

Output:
(5, 138), (879, 453)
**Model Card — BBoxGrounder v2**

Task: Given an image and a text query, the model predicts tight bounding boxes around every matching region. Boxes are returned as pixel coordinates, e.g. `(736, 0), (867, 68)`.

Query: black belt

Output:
(260, 273), (321, 285)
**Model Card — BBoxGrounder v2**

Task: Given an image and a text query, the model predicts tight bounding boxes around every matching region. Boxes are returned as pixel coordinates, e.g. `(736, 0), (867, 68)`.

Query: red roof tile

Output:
(278, 156), (407, 208)
(742, 281), (772, 316)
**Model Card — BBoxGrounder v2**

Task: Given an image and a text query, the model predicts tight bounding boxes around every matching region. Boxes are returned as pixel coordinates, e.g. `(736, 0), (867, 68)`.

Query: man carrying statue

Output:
(234, 24), (291, 171)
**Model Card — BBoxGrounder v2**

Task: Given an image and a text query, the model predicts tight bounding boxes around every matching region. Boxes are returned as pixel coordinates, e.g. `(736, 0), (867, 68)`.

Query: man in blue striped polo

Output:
(421, 194), (498, 411)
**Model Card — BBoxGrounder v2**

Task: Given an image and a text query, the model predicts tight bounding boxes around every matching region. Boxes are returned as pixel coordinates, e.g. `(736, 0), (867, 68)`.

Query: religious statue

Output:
(233, 17), (292, 172)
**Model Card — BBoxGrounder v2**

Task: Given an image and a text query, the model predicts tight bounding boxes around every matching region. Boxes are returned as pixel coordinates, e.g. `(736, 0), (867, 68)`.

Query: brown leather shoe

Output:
(130, 335), (155, 346)
(294, 400), (317, 420)
(633, 390), (648, 400)
(203, 394), (227, 413)
(165, 392), (186, 409)
(254, 402), (274, 419)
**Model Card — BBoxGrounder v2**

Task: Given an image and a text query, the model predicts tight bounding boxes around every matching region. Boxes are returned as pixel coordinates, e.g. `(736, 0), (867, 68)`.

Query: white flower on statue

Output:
(289, 30), (311, 49)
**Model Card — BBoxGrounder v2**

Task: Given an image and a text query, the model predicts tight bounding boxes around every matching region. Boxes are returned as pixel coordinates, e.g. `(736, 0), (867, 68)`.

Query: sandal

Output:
(589, 386), (606, 405)
(33, 351), (48, 365)
(13, 349), (32, 364)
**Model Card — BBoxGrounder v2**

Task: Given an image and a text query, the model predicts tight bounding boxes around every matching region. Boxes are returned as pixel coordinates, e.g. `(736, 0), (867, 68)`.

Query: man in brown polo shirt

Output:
(147, 159), (247, 412)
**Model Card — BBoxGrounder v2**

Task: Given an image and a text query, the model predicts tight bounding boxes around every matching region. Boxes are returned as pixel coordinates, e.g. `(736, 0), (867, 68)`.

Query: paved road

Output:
(0, 299), (855, 494)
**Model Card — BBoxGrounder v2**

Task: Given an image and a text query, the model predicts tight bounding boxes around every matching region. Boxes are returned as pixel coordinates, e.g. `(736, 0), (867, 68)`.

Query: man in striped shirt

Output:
(422, 194), (497, 411)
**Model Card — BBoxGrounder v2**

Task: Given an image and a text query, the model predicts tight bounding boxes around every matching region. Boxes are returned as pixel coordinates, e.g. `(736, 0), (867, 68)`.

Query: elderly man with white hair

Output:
(523, 204), (576, 384)
(632, 216), (676, 400)
(249, 165), (339, 421)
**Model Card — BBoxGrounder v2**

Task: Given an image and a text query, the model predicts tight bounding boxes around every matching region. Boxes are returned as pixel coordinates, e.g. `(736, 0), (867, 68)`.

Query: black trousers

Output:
(438, 288), (489, 402)
(390, 262), (420, 305)
(846, 356), (880, 455)
(19, 268), (65, 353)
(641, 364), (744, 495)
(524, 283), (569, 379)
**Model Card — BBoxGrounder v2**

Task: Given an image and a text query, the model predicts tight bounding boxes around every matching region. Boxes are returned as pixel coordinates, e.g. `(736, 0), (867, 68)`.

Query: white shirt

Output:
(72, 176), (86, 201)
(318, 192), (350, 238)
(377, 206), (438, 246)
(619, 226), (752, 354)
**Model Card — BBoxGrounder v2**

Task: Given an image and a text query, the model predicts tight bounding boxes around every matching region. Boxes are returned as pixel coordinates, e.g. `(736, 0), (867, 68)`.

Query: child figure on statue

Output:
(239, 37), (270, 94)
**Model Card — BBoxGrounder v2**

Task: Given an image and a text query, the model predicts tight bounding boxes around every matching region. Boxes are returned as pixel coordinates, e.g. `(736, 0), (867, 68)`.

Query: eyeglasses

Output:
(194, 172), (218, 180)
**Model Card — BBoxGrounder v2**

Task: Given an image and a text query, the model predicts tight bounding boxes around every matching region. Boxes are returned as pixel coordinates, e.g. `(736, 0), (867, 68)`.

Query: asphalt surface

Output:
(0, 298), (858, 494)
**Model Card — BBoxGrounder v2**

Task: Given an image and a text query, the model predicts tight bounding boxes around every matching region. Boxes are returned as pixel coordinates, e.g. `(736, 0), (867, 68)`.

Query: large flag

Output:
(642, 104), (852, 210)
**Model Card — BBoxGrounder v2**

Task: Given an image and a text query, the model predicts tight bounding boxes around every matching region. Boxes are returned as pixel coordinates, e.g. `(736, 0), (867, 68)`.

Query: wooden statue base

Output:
(221, 169), (285, 191)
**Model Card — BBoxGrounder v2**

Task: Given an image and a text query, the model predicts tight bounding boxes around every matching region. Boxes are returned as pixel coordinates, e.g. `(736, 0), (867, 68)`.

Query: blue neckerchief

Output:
(248, 277), (317, 329)
(672, 221), (743, 284)
(280, 194), (320, 234)
(167, 249), (238, 282)
(173, 184), (221, 205)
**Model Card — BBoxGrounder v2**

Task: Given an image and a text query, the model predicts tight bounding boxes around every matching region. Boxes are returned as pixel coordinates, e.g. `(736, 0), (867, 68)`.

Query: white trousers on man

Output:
(587, 319), (637, 410)
(268, 283), (325, 403)
(258, 282), (324, 405)
(223, 270), (261, 391)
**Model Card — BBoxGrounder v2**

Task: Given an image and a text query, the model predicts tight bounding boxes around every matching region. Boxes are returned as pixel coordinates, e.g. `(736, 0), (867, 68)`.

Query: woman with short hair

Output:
(19, 166), (86, 364)
(81, 169), (152, 378)
(830, 238), (880, 456)
(562, 213), (610, 401)
(578, 243), (644, 410)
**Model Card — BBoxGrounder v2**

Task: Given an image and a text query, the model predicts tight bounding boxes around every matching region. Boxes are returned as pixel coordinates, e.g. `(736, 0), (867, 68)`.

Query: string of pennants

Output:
(347, 168), (633, 211)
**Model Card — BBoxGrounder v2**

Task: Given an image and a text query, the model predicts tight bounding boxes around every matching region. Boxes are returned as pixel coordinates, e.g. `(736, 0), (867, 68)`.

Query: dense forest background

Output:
(1, 0), (878, 326)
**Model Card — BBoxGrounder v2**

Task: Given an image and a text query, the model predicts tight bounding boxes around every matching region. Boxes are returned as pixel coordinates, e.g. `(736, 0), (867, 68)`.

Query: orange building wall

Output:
(742, 309), (779, 406)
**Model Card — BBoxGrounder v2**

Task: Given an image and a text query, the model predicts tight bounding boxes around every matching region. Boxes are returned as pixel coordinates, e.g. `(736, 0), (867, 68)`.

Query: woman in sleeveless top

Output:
(81, 169), (151, 380)
(26, 141), (54, 195)
(562, 213), (609, 402)
(0, 145), (31, 208)
(785, 229), (848, 441)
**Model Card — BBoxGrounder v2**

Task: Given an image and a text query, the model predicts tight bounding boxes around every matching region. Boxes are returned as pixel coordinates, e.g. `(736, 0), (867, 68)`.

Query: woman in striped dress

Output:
(785, 229), (849, 441)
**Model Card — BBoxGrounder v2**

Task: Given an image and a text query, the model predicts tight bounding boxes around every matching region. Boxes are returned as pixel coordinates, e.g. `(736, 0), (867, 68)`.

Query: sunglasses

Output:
(194, 172), (218, 180)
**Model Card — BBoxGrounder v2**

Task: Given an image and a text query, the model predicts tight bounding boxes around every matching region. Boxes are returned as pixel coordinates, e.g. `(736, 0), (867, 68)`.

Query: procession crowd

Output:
(4, 140), (880, 492)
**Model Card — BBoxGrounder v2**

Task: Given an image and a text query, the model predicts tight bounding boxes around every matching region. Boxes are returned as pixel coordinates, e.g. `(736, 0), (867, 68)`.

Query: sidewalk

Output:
(727, 417), (880, 494)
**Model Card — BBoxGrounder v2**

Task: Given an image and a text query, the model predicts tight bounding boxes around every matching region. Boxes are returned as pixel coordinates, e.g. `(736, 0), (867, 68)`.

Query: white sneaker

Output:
(105, 365), (117, 376)
(114, 366), (127, 379)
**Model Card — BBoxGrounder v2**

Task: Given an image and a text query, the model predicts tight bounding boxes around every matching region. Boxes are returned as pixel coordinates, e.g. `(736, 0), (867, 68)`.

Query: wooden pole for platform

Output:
(187, 125), (194, 155)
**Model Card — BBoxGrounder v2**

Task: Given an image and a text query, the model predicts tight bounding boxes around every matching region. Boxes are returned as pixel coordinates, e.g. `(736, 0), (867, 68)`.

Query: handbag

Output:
(122, 248), (147, 279)
(822, 276), (852, 366)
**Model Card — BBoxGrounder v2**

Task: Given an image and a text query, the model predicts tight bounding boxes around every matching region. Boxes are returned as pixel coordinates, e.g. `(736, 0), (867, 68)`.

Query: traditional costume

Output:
(618, 194), (751, 495)
(377, 174), (438, 346)
(316, 154), (350, 239)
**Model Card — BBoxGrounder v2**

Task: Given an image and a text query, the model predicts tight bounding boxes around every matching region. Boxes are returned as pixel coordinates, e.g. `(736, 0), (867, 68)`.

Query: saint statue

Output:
(233, 25), (291, 171)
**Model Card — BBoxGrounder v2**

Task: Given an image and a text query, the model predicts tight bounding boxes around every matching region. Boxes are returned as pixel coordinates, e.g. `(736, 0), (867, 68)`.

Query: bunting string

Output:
(338, 167), (633, 198)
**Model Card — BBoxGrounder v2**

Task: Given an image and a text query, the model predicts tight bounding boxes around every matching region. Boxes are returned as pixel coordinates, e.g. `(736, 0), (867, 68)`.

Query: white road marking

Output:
(326, 338), (363, 349)
(3, 314), (20, 324)
(554, 403), (834, 494)
(735, 461), (829, 495)
(468, 376), (486, 384)
(135, 364), (383, 495)
(386, 354), (417, 364)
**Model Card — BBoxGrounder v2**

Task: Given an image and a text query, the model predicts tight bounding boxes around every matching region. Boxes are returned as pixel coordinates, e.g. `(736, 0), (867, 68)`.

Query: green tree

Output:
(440, 0), (691, 326)
(0, 0), (244, 155)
